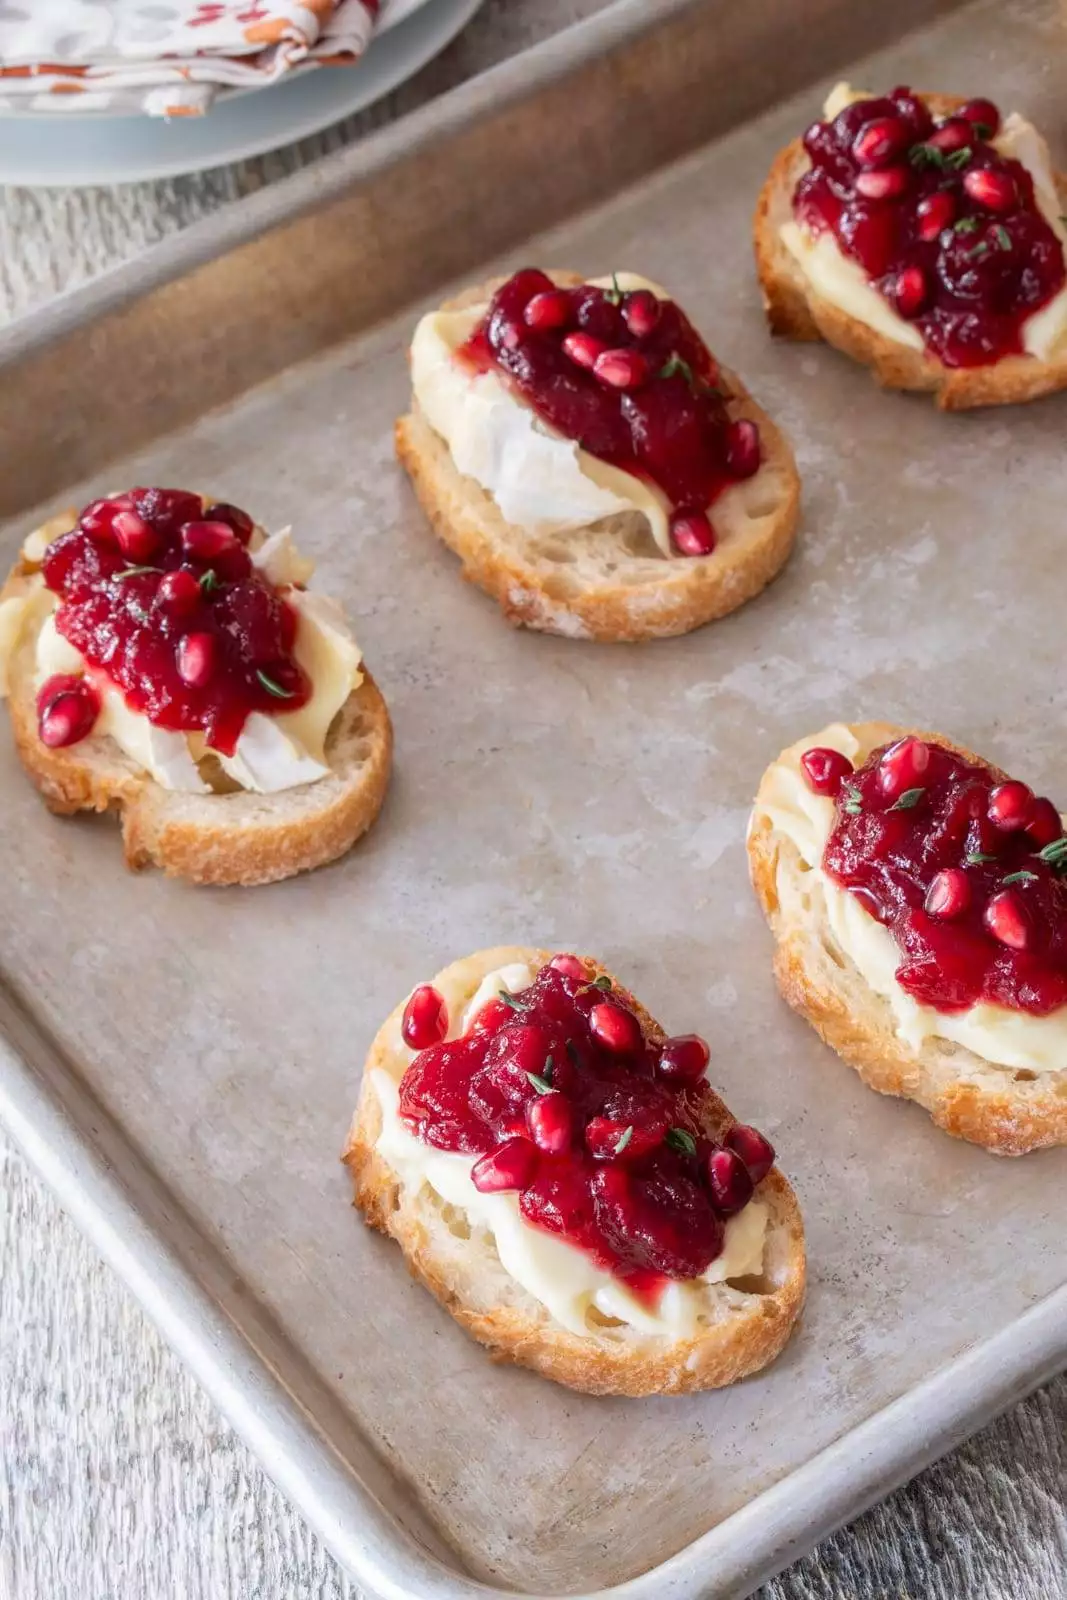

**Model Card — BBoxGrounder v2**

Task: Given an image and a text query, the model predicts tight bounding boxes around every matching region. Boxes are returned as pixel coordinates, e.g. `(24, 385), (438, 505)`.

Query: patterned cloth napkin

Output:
(0, 0), (379, 117)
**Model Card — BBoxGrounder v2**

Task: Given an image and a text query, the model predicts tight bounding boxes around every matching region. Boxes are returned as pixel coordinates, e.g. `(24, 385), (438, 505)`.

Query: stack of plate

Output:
(0, 0), (484, 188)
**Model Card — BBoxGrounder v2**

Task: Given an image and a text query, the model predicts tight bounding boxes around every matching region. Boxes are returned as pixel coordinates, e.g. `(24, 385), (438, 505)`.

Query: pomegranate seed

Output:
(925, 867), (972, 920)
(176, 632), (217, 688)
(670, 510), (716, 557)
(562, 332), (607, 370)
(623, 289), (661, 337)
(112, 510), (159, 563)
(523, 289), (571, 332)
(928, 118), (974, 153)
(36, 675), (100, 749)
(725, 418), (760, 480)
(959, 98), (1001, 139)
(656, 1034), (710, 1086)
(589, 1002), (643, 1055)
(593, 347), (650, 390)
(725, 1124), (775, 1183)
(800, 746), (854, 797)
(893, 265), (929, 319)
(549, 953), (587, 980)
(1026, 797), (1062, 849)
(707, 1147), (755, 1216)
(526, 1091), (574, 1155)
(963, 167), (1016, 213)
(852, 114), (910, 169)
(983, 889), (1030, 951)
(988, 781), (1034, 832)
(877, 737), (930, 802)
(208, 502), (255, 545)
(79, 498), (126, 545)
(854, 165), (911, 201)
(471, 1137), (538, 1194)
(181, 520), (238, 562)
(156, 569), (201, 615)
(916, 191), (956, 241)
(401, 984), (448, 1050)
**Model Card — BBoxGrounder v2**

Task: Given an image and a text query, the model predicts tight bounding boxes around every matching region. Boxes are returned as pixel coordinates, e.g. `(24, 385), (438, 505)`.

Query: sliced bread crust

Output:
(754, 94), (1067, 410)
(749, 721), (1067, 1155)
(397, 274), (801, 642)
(344, 945), (806, 1396)
(2, 563), (392, 887)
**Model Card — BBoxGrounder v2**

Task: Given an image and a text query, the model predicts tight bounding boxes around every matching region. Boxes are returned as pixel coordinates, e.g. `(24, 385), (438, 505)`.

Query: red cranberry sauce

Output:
(397, 959), (775, 1297)
(794, 89), (1065, 367)
(803, 738), (1067, 1014)
(40, 489), (311, 757)
(457, 269), (761, 554)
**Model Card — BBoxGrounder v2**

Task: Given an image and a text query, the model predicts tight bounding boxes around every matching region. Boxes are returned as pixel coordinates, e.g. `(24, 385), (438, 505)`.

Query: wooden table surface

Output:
(1, 3), (1064, 1595)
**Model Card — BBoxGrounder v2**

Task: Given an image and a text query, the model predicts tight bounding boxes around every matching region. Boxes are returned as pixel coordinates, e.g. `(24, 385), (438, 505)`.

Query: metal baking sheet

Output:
(1, 0), (1066, 1596)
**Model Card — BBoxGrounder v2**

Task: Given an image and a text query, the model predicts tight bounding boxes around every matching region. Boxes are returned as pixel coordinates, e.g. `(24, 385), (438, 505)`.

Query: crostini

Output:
(397, 270), (800, 641)
(755, 85), (1067, 409)
(749, 722), (1067, 1155)
(0, 489), (392, 885)
(344, 946), (805, 1395)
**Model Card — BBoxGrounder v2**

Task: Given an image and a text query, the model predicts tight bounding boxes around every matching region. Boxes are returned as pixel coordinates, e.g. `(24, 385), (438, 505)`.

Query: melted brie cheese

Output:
(374, 963), (769, 1338)
(783, 87), (1067, 360)
(757, 723), (1067, 1073)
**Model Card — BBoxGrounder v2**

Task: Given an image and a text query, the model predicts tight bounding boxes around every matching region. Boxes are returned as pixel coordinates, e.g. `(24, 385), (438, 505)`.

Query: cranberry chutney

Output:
(37, 489), (311, 756)
(397, 956), (775, 1300)
(794, 89), (1066, 367)
(457, 270), (762, 557)
(800, 737), (1067, 1016)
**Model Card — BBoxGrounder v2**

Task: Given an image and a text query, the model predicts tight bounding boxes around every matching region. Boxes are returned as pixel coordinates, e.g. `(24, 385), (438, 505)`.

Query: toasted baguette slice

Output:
(1, 562), (392, 888)
(396, 273), (800, 642)
(749, 722), (1067, 1156)
(344, 945), (805, 1396)
(754, 94), (1067, 410)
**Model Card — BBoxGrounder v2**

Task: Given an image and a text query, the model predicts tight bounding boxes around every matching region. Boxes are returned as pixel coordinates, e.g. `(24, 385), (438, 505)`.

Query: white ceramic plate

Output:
(0, 0), (484, 187)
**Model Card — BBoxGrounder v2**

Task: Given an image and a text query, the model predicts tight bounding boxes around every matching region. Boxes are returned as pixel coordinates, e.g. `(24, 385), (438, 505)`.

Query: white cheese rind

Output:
(757, 723), (1067, 1073)
(373, 964), (768, 1338)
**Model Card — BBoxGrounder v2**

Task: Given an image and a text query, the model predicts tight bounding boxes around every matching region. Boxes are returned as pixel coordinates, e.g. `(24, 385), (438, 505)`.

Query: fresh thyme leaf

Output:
(1001, 870), (1037, 887)
(604, 272), (623, 307)
(665, 1127), (697, 1156)
(659, 351), (696, 386)
(498, 990), (526, 1011)
(115, 565), (161, 580)
(965, 241), (991, 261)
(842, 783), (864, 816)
(953, 215), (981, 234)
(972, 121), (993, 140)
(1037, 838), (1067, 870)
(565, 1039), (581, 1066)
(910, 143), (944, 169)
(965, 851), (996, 865)
(945, 146), (973, 169)
(890, 787), (925, 811)
(199, 568), (220, 593)
(526, 1070), (554, 1095)
(614, 1125), (634, 1156)
(256, 669), (295, 699)
(994, 224), (1012, 251)
(580, 973), (614, 995)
